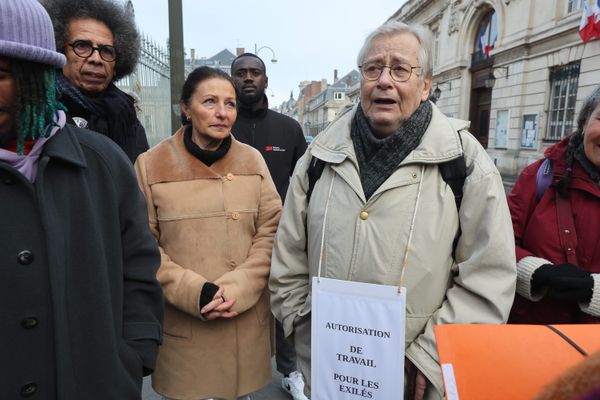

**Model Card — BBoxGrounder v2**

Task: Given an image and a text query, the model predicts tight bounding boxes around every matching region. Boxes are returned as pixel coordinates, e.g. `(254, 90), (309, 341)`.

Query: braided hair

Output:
(556, 85), (600, 198)
(11, 59), (65, 154)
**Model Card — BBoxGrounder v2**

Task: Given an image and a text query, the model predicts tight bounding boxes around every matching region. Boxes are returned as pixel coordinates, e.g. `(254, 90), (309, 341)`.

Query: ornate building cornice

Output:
(433, 65), (466, 82)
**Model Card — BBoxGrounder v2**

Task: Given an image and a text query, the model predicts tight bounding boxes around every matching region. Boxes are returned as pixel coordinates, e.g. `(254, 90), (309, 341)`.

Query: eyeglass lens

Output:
(71, 40), (116, 62)
(361, 63), (414, 82)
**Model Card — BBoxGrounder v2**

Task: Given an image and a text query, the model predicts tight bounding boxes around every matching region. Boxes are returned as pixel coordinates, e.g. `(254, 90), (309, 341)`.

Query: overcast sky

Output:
(128, 0), (405, 107)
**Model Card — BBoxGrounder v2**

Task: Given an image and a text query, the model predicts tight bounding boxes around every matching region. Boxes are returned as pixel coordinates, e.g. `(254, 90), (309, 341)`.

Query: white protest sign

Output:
(311, 277), (406, 400)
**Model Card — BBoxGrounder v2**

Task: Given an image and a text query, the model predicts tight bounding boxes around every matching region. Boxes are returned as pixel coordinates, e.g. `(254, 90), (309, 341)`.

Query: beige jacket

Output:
(269, 104), (516, 399)
(136, 130), (281, 400)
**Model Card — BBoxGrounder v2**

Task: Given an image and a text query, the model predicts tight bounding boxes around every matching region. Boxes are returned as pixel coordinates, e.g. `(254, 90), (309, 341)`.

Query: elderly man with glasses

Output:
(269, 21), (516, 400)
(40, 0), (149, 163)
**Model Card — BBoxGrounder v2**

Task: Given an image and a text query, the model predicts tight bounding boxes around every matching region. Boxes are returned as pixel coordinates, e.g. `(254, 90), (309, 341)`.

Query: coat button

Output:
(20, 382), (37, 397)
(231, 212), (240, 220)
(17, 250), (34, 265)
(412, 172), (418, 179)
(360, 211), (369, 220)
(21, 317), (38, 329)
(2, 176), (15, 185)
(226, 173), (234, 181)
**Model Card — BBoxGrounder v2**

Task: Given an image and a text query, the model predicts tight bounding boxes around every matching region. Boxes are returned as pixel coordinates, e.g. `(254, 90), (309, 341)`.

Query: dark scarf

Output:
(351, 101), (432, 199)
(575, 141), (600, 187)
(57, 72), (140, 159)
(183, 125), (231, 166)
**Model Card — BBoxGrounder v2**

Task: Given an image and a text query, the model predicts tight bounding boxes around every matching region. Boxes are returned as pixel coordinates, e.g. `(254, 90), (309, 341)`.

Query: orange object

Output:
(434, 324), (600, 400)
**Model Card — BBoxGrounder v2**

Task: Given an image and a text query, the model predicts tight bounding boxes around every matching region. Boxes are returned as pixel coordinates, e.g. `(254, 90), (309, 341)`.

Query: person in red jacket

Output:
(508, 85), (600, 324)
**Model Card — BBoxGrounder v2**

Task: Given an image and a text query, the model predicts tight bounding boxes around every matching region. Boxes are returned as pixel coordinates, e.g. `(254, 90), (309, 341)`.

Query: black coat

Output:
(0, 124), (163, 399)
(232, 103), (307, 200)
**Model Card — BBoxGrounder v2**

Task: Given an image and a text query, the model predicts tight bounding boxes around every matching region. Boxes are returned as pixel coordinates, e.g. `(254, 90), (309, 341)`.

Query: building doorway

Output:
(468, 9), (497, 149)
(469, 70), (493, 148)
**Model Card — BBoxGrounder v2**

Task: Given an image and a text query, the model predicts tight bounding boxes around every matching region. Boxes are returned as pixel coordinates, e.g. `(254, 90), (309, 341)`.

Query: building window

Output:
(567, 0), (584, 13)
(495, 109), (509, 148)
(334, 92), (344, 100)
(521, 113), (539, 148)
(433, 29), (440, 68)
(546, 61), (580, 141)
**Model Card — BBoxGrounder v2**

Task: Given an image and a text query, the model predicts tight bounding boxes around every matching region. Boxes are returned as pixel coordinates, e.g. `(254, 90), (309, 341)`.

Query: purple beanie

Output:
(0, 0), (65, 68)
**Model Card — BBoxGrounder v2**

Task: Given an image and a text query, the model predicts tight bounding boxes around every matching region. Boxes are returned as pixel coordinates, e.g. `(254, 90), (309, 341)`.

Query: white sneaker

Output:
(281, 371), (309, 400)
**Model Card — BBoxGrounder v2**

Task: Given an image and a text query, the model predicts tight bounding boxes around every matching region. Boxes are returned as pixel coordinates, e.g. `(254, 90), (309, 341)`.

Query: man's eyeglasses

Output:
(67, 40), (116, 62)
(359, 62), (421, 82)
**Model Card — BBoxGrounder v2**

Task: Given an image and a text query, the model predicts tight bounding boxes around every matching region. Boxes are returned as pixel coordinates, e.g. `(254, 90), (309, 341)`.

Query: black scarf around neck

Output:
(351, 101), (432, 199)
(183, 125), (231, 166)
(57, 72), (141, 160)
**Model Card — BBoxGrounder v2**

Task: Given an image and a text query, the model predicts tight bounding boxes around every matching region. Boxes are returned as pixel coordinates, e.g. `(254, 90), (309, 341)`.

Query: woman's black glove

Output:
(199, 282), (220, 309)
(532, 263), (593, 303)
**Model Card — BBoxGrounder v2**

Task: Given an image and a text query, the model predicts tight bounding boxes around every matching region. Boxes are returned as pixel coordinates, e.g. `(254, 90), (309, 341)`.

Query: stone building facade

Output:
(391, 0), (600, 176)
(303, 70), (360, 136)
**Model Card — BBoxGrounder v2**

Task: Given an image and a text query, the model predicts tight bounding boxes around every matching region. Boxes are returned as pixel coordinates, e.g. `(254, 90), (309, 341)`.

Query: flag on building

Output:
(594, 0), (600, 34)
(480, 25), (493, 56)
(580, 1), (596, 43)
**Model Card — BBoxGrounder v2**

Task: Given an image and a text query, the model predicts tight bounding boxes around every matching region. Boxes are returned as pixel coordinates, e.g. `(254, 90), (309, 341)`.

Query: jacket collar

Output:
(237, 94), (269, 119)
(144, 127), (269, 185)
(42, 124), (87, 168)
(310, 102), (468, 165)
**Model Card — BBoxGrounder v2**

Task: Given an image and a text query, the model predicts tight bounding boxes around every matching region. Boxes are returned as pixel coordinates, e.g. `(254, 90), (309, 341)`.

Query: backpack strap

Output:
(439, 131), (466, 212)
(439, 155), (467, 212)
(438, 134), (466, 257)
(306, 157), (326, 204)
(533, 158), (576, 262)
(535, 158), (553, 203)
(555, 193), (578, 264)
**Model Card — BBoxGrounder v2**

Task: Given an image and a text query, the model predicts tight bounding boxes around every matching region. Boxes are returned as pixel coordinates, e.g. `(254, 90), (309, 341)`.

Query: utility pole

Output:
(168, 0), (184, 134)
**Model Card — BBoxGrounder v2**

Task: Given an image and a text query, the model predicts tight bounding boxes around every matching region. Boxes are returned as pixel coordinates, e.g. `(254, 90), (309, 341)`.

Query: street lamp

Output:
(430, 81), (451, 103)
(484, 66), (509, 89)
(254, 44), (278, 63)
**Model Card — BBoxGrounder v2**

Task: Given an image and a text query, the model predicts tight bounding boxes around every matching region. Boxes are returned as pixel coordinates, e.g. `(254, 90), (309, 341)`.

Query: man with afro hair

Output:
(40, 0), (149, 163)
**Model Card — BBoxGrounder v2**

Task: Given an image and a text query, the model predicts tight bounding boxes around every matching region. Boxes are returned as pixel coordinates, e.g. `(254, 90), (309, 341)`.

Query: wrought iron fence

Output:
(116, 34), (171, 146)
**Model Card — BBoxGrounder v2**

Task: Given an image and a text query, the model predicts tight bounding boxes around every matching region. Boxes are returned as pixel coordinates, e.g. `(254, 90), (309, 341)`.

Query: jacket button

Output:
(231, 212), (240, 220)
(17, 250), (34, 265)
(412, 172), (418, 179)
(360, 211), (369, 220)
(226, 173), (234, 181)
(21, 317), (38, 329)
(20, 382), (37, 397)
(3, 176), (15, 185)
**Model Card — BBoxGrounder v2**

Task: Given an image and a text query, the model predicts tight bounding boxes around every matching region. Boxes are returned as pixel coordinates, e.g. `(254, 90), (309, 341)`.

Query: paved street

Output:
(143, 359), (290, 400)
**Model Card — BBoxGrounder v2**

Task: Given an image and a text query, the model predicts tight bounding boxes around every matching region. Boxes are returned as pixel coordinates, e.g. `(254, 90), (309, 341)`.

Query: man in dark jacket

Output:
(231, 53), (308, 400)
(40, 0), (150, 163)
(0, 1), (163, 398)
(231, 53), (308, 202)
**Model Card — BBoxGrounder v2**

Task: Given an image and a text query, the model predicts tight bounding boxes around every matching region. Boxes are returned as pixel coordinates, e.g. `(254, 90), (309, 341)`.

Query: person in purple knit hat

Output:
(0, 0), (163, 398)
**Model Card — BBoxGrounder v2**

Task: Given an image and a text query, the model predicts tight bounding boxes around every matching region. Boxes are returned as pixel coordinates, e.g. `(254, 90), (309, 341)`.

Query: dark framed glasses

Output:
(67, 40), (116, 62)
